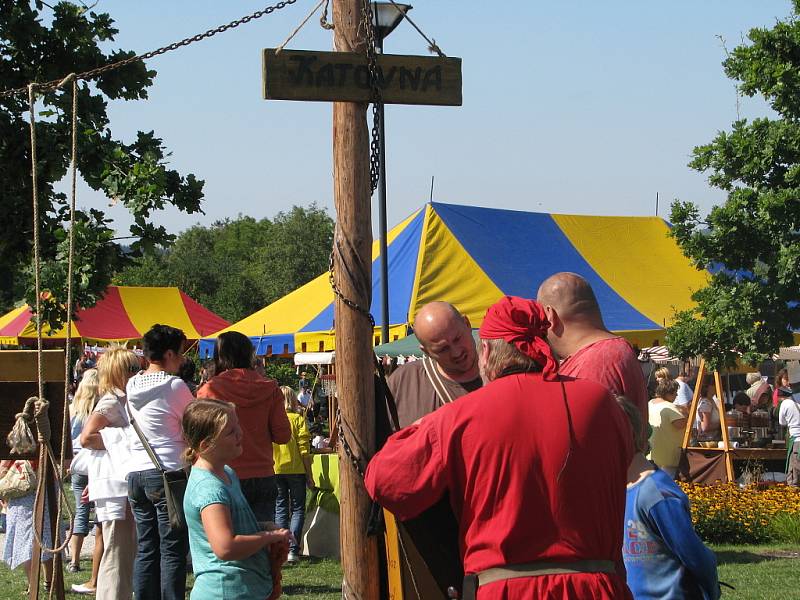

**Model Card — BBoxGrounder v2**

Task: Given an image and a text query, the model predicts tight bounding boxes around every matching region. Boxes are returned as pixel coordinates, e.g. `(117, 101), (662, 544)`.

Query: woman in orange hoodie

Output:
(197, 332), (291, 522)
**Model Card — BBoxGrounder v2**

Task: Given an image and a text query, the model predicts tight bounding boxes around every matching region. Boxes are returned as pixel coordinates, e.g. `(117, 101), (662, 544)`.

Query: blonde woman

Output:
(648, 379), (687, 478)
(68, 368), (101, 578)
(273, 386), (314, 563)
(80, 348), (141, 600)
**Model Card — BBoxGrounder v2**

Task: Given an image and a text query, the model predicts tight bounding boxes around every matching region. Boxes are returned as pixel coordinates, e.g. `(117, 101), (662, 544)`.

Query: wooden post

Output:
(682, 359), (705, 449)
(714, 370), (735, 482)
(332, 0), (380, 597)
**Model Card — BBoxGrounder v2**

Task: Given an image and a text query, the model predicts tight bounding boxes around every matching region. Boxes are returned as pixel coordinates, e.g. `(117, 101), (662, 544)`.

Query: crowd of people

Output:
(645, 362), (800, 486)
(0, 270), (798, 599)
(1, 326), (316, 599)
(367, 273), (728, 600)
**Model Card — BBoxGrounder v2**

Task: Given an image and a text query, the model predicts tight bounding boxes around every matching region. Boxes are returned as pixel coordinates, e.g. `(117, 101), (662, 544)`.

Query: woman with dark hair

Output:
(197, 331), (291, 522)
(774, 368), (792, 407)
(126, 324), (194, 600)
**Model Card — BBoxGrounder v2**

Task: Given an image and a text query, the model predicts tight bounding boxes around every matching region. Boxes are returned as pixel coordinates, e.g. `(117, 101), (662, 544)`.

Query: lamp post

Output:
(372, 2), (412, 344)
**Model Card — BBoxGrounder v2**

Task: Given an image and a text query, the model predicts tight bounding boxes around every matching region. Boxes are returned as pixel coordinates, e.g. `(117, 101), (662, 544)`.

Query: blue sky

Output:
(63, 1), (791, 236)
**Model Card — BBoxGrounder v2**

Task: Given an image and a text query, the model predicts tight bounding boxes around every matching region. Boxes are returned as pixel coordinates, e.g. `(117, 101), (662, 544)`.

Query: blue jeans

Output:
(274, 474), (307, 554)
(128, 469), (188, 600)
(70, 472), (91, 536)
(239, 476), (277, 523)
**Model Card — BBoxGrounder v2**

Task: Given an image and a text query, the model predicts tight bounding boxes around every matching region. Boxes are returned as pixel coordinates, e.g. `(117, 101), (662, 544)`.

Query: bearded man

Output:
(366, 296), (633, 600)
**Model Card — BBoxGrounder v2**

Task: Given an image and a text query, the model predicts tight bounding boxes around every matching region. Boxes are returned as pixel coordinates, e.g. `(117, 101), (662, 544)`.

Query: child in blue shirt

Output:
(618, 398), (720, 600)
(182, 399), (292, 600)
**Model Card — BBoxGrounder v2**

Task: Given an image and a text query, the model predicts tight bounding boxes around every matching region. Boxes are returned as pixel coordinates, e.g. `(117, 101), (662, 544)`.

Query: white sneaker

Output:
(71, 583), (96, 594)
(286, 552), (299, 564)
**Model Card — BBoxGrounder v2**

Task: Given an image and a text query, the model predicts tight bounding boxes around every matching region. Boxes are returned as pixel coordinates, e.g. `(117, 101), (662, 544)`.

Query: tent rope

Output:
(27, 81), (76, 585)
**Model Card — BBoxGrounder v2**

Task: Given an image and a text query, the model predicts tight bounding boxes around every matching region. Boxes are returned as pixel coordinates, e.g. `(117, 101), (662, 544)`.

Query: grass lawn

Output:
(710, 544), (799, 600)
(0, 544), (796, 597)
(0, 555), (342, 598)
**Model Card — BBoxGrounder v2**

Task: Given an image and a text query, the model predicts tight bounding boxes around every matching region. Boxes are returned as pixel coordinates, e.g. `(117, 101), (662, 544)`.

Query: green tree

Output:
(256, 204), (335, 305)
(115, 204), (335, 323)
(0, 1), (203, 324)
(666, 1), (800, 369)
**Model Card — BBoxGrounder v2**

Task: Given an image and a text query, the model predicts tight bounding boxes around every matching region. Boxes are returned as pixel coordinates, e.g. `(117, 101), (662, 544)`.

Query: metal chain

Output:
(360, 0), (382, 193)
(337, 406), (368, 479)
(328, 246), (375, 328)
(0, 0), (299, 99)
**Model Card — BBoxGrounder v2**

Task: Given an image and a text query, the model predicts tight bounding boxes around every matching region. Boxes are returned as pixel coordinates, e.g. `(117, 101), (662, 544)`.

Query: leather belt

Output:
(478, 559), (616, 587)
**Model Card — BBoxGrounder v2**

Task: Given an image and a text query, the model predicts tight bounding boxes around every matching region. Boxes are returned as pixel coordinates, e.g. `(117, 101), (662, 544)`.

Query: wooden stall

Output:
(680, 359), (786, 483)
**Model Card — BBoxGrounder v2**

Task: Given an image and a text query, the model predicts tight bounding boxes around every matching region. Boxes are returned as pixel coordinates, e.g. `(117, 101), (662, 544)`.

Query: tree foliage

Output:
(116, 204), (335, 323)
(666, 1), (800, 369)
(0, 1), (203, 325)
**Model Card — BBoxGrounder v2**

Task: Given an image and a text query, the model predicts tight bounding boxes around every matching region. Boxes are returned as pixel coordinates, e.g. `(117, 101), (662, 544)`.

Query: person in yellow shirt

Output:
(273, 386), (314, 563)
(648, 379), (687, 478)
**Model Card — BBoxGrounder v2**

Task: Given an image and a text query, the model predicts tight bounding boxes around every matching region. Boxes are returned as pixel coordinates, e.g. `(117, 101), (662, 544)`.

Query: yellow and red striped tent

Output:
(0, 286), (229, 346)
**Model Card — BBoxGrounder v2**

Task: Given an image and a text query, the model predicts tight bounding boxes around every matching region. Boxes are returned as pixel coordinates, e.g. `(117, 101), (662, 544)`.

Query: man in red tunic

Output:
(537, 272), (648, 431)
(365, 296), (634, 599)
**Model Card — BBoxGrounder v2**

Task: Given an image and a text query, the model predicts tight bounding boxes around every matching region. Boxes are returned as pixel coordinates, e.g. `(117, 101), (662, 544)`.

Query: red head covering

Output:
(478, 296), (558, 381)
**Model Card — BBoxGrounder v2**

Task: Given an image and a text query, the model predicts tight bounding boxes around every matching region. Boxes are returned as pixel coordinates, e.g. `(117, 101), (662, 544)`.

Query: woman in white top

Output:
(68, 368), (99, 576)
(126, 325), (193, 600)
(79, 348), (141, 600)
(779, 387), (800, 486)
(695, 379), (721, 440)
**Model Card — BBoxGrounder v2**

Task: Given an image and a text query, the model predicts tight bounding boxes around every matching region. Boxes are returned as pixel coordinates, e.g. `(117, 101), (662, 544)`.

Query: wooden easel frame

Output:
(681, 359), (735, 481)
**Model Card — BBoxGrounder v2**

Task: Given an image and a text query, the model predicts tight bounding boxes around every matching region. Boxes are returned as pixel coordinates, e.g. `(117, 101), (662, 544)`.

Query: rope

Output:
(275, 0), (328, 53)
(0, 0), (300, 98)
(49, 75), (81, 583)
(26, 82), (76, 581)
(28, 84), (45, 403)
(6, 397), (38, 455)
(386, 0), (445, 57)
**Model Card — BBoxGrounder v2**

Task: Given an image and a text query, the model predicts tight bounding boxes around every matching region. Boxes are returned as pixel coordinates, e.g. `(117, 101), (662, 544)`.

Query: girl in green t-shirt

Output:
(182, 399), (292, 599)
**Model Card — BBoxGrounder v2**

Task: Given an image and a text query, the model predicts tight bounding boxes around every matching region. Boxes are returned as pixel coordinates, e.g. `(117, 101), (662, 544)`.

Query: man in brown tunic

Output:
(383, 301), (482, 598)
(389, 301), (483, 428)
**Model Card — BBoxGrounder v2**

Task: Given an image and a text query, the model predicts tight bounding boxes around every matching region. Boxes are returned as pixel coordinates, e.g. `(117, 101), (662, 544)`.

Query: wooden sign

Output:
(263, 49), (462, 106)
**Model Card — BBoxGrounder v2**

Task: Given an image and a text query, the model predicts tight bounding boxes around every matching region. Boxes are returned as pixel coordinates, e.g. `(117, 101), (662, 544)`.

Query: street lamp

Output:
(371, 2), (412, 344)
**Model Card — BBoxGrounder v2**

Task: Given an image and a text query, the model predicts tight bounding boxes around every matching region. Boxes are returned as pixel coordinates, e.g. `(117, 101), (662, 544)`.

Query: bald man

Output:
(389, 301), (482, 428)
(537, 272), (648, 427)
(382, 302), (482, 599)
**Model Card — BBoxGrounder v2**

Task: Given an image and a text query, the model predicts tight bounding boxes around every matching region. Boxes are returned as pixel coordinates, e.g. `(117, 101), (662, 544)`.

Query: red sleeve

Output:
(195, 381), (213, 399)
(268, 387), (291, 445)
(364, 419), (447, 521)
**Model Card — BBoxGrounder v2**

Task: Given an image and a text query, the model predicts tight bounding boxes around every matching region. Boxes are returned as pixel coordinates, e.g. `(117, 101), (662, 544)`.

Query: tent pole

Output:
(332, 0), (380, 597)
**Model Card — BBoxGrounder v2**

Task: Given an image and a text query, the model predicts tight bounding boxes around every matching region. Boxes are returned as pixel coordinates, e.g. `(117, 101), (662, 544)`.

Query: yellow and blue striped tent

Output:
(199, 202), (708, 356)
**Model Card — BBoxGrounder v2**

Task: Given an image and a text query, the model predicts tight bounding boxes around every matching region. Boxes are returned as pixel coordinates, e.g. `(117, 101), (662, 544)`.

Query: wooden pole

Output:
(682, 358), (705, 449)
(714, 370), (735, 482)
(332, 0), (380, 597)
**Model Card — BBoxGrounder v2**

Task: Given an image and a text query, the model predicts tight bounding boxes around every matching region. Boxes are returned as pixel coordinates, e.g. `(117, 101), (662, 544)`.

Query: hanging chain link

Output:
(0, 0), (299, 99)
(326, 1), (382, 325)
(328, 249), (376, 328)
(360, 0), (383, 194)
(337, 406), (368, 478)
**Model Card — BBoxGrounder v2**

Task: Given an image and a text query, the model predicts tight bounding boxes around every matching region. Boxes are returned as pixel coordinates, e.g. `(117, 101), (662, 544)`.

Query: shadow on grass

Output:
(282, 583), (342, 594)
(715, 550), (791, 565)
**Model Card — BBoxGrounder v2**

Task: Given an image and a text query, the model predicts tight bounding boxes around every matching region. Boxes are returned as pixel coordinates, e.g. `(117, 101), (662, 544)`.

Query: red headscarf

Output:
(478, 296), (558, 380)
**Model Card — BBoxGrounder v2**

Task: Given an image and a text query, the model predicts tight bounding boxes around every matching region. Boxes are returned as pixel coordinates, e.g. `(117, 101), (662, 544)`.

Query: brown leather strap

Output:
(478, 560), (616, 587)
(422, 356), (454, 406)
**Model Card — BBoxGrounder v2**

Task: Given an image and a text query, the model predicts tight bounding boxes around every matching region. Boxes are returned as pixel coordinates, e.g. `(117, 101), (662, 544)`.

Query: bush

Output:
(769, 512), (800, 545)
(679, 482), (800, 544)
(263, 359), (298, 387)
